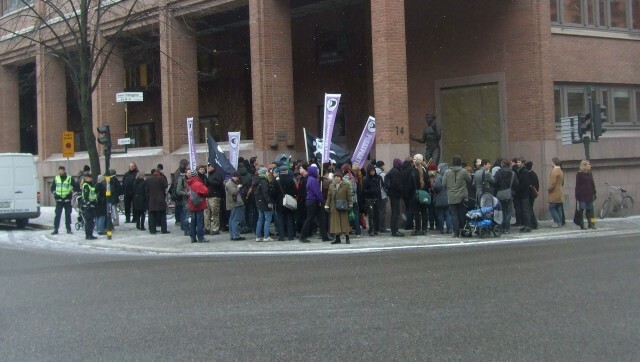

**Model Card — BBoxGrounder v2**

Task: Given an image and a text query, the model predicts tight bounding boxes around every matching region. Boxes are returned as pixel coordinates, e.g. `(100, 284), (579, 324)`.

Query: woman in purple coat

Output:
(575, 160), (597, 230)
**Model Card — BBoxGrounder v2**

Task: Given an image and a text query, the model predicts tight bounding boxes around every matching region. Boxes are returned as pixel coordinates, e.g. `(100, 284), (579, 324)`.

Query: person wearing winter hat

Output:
(433, 163), (452, 234)
(225, 171), (246, 241)
(254, 167), (274, 241)
(299, 164), (325, 243)
(325, 170), (352, 244)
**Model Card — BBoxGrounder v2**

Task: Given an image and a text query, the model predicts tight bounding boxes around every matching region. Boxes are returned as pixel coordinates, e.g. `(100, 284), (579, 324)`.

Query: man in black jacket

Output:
(121, 162), (139, 223)
(514, 157), (532, 232)
(384, 158), (405, 237)
(205, 163), (224, 235)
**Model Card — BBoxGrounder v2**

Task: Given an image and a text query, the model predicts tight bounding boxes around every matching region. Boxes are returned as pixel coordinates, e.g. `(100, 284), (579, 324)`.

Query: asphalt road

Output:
(1, 234), (639, 361)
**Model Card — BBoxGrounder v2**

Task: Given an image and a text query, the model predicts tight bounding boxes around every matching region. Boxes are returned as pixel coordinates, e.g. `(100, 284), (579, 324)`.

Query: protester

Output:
(173, 159), (189, 225)
(95, 174), (107, 235)
(146, 170), (168, 234)
(433, 163), (452, 234)
(205, 163), (224, 235)
(187, 170), (209, 243)
(494, 159), (518, 234)
(254, 167), (275, 242)
(121, 162), (139, 223)
(375, 160), (389, 233)
(299, 164), (322, 243)
(526, 161), (540, 230)
(133, 172), (148, 231)
(274, 165), (296, 241)
(225, 172), (246, 241)
(343, 164), (362, 238)
(325, 171), (353, 244)
(444, 155), (471, 238)
(362, 164), (382, 236)
(514, 157), (533, 233)
(411, 154), (430, 236)
(175, 164), (190, 235)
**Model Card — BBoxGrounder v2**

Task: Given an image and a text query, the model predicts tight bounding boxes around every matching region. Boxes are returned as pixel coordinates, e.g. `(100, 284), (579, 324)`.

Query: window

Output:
(2, 0), (33, 14)
(128, 123), (155, 148)
(74, 131), (87, 152)
(552, 0), (640, 31)
(554, 84), (638, 127)
(551, 0), (560, 22)
(199, 116), (219, 143)
(613, 89), (631, 122)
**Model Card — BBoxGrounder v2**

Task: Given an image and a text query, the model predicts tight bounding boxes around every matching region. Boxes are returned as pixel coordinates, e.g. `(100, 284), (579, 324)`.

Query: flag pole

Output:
(303, 127), (309, 163)
(205, 127), (209, 166)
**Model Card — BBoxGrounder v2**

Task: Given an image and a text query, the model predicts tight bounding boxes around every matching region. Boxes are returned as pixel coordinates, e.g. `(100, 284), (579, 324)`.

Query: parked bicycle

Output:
(165, 186), (175, 219)
(599, 182), (634, 219)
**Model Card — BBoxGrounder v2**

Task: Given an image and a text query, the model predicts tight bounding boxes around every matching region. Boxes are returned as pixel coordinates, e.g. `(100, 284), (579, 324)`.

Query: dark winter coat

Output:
(274, 173), (297, 213)
(494, 167), (519, 194)
(305, 166), (323, 203)
(433, 163), (449, 207)
(575, 171), (596, 202)
(384, 163), (404, 198)
(362, 165), (382, 200)
(206, 169), (225, 198)
(146, 174), (168, 212)
(400, 161), (416, 199)
(95, 182), (107, 217)
(515, 166), (531, 199)
(253, 176), (274, 211)
(122, 169), (139, 197)
(133, 178), (148, 211)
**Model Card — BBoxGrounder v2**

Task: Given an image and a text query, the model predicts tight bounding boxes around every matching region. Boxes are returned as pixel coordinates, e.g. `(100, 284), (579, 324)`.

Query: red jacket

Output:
(187, 176), (208, 211)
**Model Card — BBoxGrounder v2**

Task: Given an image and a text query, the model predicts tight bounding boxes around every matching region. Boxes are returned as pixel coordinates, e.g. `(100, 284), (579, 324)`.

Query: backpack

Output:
(168, 183), (178, 201)
(189, 188), (203, 205)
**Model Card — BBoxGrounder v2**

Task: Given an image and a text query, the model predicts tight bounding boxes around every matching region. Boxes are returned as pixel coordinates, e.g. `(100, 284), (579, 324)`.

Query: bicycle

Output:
(165, 186), (175, 219)
(599, 182), (634, 219)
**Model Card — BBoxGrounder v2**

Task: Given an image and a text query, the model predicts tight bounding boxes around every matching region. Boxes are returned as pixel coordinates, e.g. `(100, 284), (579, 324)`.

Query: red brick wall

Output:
(249, 0), (295, 154)
(405, 0), (555, 143)
(551, 35), (640, 84)
(36, 51), (67, 159)
(370, 0), (410, 145)
(160, 10), (199, 153)
(93, 42), (125, 152)
(0, 65), (20, 152)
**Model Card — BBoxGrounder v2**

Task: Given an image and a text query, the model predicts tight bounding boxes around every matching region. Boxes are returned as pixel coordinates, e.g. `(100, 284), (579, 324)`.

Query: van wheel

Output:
(16, 219), (28, 229)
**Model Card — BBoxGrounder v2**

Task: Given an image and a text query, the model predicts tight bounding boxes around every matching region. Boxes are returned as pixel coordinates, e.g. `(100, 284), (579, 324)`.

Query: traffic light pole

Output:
(98, 125), (113, 240)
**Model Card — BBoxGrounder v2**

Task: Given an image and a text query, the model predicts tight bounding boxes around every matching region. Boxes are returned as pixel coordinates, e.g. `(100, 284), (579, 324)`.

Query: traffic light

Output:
(592, 103), (607, 140)
(97, 125), (111, 149)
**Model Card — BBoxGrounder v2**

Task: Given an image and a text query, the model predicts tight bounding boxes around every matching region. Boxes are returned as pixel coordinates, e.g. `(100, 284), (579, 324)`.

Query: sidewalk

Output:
(9, 207), (638, 255)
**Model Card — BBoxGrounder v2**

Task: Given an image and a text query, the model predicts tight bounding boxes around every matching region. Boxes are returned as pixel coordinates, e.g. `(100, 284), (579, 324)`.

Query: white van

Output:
(0, 153), (41, 228)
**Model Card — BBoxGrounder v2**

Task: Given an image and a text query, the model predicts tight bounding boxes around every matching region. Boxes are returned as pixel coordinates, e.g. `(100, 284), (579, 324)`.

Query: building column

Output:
(249, 0), (295, 163)
(370, 0), (410, 164)
(36, 49), (67, 159)
(93, 42), (125, 153)
(160, 9), (198, 153)
(0, 65), (20, 153)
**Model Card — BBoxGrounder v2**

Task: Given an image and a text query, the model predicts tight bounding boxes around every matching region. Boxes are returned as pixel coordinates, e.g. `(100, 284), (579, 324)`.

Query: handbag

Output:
(277, 179), (297, 210)
(348, 209), (355, 223)
(282, 194), (297, 210)
(335, 199), (349, 211)
(573, 202), (582, 226)
(496, 171), (515, 201)
(416, 189), (431, 205)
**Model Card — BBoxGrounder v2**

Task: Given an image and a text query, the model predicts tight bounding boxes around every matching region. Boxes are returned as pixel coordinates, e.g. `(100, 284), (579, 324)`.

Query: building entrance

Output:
(440, 83), (501, 165)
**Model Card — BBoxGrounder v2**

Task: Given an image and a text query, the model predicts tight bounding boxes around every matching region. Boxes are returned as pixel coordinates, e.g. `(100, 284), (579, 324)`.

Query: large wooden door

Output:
(440, 83), (501, 164)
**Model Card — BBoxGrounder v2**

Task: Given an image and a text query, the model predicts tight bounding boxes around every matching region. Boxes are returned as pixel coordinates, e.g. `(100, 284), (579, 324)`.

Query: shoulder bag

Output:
(496, 171), (515, 201)
(277, 179), (297, 210)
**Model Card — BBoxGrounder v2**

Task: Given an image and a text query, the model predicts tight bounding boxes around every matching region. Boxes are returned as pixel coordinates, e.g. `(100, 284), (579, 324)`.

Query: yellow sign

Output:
(62, 131), (74, 158)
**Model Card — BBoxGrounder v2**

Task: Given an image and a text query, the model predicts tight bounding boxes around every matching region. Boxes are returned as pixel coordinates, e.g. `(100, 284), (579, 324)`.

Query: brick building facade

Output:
(1, 0), (638, 216)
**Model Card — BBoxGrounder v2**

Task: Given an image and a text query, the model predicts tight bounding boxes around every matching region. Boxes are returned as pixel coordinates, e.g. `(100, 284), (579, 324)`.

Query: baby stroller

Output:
(72, 193), (86, 231)
(461, 193), (503, 238)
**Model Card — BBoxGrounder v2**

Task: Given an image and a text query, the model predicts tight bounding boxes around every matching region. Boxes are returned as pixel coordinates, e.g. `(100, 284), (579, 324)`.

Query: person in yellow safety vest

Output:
(51, 166), (79, 235)
(81, 174), (98, 240)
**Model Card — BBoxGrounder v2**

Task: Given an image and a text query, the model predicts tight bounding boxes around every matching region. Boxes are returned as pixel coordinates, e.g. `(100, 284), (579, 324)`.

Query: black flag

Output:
(305, 130), (350, 164)
(207, 135), (236, 175)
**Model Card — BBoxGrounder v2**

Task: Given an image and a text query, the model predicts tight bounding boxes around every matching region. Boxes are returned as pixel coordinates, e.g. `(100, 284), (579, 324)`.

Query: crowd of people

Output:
(51, 153), (599, 242)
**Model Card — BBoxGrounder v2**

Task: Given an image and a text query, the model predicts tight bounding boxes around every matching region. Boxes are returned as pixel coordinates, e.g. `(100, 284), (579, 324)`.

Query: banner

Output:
(208, 135), (237, 175)
(186, 117), (197, 170)
(304, 129), (350, 165)
(321, 93), (342, 163)
(228, 131), (241, 170)
(351, 116), (376, 169)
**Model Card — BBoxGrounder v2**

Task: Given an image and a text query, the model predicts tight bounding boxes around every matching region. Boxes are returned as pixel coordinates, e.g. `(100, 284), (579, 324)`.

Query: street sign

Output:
(560, 116), (580, 145)
(116, 92), (143, 102)
(117, 138), (134, 145)
(62, 131), (74, 158)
